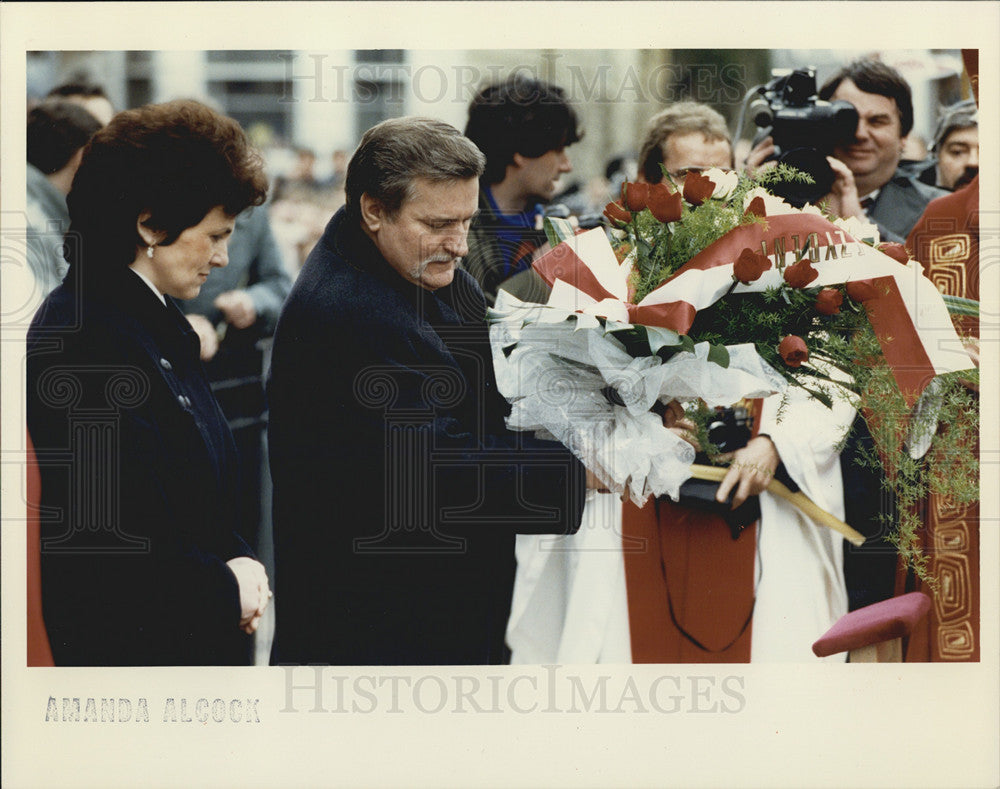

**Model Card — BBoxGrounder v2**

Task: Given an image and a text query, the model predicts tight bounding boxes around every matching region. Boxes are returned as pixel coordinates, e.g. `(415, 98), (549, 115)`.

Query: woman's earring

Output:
(146, 245), (155, 259)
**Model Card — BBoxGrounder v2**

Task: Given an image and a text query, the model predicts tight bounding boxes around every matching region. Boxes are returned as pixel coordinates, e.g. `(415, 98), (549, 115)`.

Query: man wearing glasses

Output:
(636, 101), (734, 186)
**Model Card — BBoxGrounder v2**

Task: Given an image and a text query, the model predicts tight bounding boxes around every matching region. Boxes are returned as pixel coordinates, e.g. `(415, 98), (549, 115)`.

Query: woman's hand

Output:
(715, 435), (780, 509)
(226, 556), (272, 635)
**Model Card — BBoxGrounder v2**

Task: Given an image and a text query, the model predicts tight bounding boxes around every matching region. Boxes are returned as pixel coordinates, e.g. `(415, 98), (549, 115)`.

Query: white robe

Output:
(507, 388), (854, 664)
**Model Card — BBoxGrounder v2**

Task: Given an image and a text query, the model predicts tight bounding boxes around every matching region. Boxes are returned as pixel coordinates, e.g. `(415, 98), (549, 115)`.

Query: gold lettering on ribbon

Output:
(824, 233), (838, 260)
(772, 236), (786, 267)
(837, 231), (851, 258)
(807, 233), (820, 262)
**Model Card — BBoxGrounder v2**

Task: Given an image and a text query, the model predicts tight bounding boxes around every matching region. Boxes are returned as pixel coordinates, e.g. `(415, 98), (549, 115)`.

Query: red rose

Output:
(783, 257), (819, 288)
(622, 182), (649, 212)
(744, 196), (767, 218)
(846, 280), (879, 302)
(779, 335), (809, 368)
(682, 170), (715, 206)
(603, 201), (632, 225)
(732, 247), (772, 284)
(877, 242), (909, 264)
(815, 288), (843, 315)
(646, 183), (683, 223)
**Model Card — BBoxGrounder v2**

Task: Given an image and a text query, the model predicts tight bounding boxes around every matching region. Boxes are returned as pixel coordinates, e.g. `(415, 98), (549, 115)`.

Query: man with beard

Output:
(266, 117), (587, 665)
(462, 75), (582, 306)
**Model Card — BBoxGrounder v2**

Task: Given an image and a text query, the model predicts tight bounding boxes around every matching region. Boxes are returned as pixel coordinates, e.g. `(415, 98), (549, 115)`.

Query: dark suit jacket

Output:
(267, 208), (586, 665)
(867, 171), (947, 243)
(27, 266), (254, 665)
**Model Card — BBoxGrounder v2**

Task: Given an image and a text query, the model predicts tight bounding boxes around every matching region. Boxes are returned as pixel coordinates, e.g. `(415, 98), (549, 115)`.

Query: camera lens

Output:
(771, 148), (836, 207)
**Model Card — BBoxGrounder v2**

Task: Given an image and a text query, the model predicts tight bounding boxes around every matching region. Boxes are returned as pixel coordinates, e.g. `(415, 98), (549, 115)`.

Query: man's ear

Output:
(136, 212), (166, 248)
(359, 193), (385, 233)
(511, 152), (528, 170)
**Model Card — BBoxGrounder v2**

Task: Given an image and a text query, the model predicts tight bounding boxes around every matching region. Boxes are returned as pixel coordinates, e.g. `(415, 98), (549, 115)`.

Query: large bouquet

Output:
(487, 167), (978, 571)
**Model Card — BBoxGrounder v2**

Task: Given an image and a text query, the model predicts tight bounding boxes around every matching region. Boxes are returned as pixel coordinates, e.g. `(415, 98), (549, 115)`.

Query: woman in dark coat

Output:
(26, 100), (272, 666)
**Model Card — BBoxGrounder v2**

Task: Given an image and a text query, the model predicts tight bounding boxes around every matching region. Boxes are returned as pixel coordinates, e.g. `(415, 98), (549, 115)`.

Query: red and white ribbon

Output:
(532, 216), (969, 407)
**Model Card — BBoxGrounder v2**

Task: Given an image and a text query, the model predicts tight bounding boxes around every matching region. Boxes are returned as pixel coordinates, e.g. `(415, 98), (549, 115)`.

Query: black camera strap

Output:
(659, 523), (763, 653)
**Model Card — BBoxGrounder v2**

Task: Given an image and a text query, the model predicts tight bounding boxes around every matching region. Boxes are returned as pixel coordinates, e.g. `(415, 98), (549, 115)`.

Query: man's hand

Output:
(743, 136), (777, 176)
(215, 290), (258, 330)
(821, 156), (865, 220)
(186, 314), (220, 362)
(226, 556), (272, 635)
(715, 435), (780, 509)
(585, 468), (609, 493)
(662, 400), (700, 450)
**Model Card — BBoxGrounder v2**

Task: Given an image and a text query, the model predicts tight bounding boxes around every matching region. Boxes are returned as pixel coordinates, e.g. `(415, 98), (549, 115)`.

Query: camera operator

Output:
(747, 59), (946, 243)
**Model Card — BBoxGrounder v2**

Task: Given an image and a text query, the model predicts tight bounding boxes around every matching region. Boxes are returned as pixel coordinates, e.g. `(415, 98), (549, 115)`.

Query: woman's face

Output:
(140, 206), (235, 299)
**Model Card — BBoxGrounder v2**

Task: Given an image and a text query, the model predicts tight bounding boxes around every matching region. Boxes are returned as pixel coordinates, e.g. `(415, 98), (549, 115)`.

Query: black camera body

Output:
(751, 68), (859, 206)
(706, 405), (753, 455)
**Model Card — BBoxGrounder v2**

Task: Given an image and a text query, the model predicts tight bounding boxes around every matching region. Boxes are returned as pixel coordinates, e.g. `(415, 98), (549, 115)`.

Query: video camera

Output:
(749, 67), (859, 206)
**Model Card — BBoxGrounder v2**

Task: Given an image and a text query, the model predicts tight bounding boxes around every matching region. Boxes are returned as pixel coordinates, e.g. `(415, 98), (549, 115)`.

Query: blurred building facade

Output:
(28, 48), (965, 200)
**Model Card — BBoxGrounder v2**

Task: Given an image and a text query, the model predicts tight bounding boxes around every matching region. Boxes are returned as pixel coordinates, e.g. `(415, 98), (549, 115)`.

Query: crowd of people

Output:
(23, 53), (980, 667)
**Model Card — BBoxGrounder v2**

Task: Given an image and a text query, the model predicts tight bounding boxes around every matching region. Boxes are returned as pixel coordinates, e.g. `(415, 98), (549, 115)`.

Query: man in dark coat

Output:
(267, 117), (588, 666)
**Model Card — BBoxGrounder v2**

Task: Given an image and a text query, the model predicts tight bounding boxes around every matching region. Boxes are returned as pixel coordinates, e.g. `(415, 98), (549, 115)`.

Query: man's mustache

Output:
(953, 167), (978, 190)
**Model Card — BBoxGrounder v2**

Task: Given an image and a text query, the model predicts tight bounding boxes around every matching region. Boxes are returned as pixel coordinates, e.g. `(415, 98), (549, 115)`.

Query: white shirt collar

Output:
(129, 265), (167, 306)
(860, 188), (881, 208)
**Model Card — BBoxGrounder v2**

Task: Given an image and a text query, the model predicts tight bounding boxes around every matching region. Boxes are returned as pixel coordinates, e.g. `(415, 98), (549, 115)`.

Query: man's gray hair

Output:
(931, 98), (978, 151)
(345, 116), (485, 219)
(638, 101), (731, 183)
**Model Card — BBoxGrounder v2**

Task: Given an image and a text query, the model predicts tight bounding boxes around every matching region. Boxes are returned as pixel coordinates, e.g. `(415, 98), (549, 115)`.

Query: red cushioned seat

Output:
(812, 592), (931, 657)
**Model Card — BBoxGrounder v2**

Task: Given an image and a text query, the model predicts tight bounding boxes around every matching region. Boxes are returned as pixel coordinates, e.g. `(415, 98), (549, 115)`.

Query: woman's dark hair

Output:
(819, 59), (914, 137)
(66, 99), (268, 277)
(464, 75), (582, 185)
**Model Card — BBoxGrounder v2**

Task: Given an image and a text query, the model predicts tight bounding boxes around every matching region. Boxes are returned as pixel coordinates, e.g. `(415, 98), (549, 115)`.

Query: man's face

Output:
(364, 177), (479, 291)
(830, 78), (904, 190)
(937, 125), (979, 191)
(515, 147), (573, 202)
(661, 132), (732, 180)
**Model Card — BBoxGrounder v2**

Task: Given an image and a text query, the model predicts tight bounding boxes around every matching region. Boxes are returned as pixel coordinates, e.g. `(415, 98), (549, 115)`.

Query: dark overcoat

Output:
(26, 266), (254, 666)
(267, 208), (586, 665)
